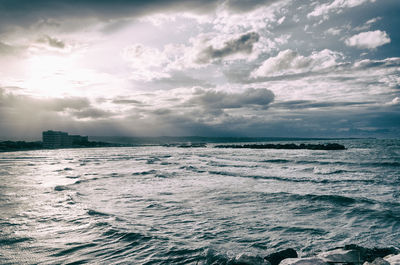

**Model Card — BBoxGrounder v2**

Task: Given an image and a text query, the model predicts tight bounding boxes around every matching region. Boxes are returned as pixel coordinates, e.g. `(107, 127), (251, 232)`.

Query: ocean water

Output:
(0, 139), (399, 264)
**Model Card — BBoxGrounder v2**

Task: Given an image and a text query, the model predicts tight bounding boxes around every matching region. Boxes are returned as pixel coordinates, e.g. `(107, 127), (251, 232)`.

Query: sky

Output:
(0, 0), (399, 140)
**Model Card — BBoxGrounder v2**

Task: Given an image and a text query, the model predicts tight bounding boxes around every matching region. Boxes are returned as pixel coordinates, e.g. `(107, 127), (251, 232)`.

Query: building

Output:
(69, 135), (89, 145)
(42, 130), (88, 148)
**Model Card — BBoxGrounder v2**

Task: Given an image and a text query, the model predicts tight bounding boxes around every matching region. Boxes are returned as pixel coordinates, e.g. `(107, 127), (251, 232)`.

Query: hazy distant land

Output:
(0, 136), (350, 152)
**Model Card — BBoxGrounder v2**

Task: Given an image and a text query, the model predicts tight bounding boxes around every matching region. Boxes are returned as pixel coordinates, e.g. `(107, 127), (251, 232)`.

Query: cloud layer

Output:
(0, 0), (399, 139)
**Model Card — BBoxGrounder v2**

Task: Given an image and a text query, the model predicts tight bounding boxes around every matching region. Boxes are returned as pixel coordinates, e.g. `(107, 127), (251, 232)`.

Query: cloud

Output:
(251, 49), (342, 78)
(122, 43), (170, 81)
(325, 27), (342, 36)
(0, 0), (221, 34)
(196, 32), (260, 64)
(0, 88), (114, 121)
(353, 57), (400, 69)
(224, 0), (283, 12)
(112, 99), (143, 105)
(0, 88), (90, 111)
(308, 0), (375, 18)
(187, 87), (274, 110)
(273, 99), (374, 110)
(0, 41), (23, 56)
(70, 107), (113, 119)
(345, 30), (390, 49)
(149, 71), (215, 89)
(37, 35), (65, 49)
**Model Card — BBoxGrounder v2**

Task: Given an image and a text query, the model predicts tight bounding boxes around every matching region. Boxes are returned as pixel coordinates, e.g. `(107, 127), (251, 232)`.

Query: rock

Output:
(264, 248), (298, 265)
(318, 248), (361, 264)
(385, 254), (400, 265)
(279, 257), (328, 265)
(364, 257), (390, 265)
(345, 245), (399, 262)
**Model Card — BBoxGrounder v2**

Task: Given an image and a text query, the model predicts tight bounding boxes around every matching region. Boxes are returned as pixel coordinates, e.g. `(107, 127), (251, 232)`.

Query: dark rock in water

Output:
(264, 248), (298, 265)
(214, 143), (345, 150)
(344, 244), (399, 262)
(364, 257), (390, 265)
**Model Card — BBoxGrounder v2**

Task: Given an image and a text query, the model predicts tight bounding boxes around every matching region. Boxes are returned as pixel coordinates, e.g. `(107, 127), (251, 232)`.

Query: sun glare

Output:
(24, 55), (74, 97)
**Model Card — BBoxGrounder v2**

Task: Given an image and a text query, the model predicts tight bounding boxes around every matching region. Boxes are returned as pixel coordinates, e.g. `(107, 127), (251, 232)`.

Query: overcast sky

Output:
(0, 0), (399, 139)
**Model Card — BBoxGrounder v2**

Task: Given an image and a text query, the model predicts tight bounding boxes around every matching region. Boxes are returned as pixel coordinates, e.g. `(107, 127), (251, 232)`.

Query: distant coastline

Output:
(0, 138), (351, 152)
(1, 132), (376, 153)
(0, 140), (129, 153)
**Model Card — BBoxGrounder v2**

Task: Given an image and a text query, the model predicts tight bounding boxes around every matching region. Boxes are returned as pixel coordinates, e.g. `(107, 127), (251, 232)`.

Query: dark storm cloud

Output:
(273, 100), (375, 110)
(0, 0), (222, 33)
(187, 87), (274, 110)
(112, 99), (143, 105)
(37, 35), (65, 49)
(196, 32), (260, 64)
(225, 0), (282, 12)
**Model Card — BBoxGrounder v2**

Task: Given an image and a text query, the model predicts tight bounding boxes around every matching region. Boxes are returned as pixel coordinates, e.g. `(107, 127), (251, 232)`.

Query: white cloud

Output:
(251, 49), (342, 78)
(308, 0), (375, 18)
(213, 1), (290, 33)
(122, 44), (172, 81)
(345, 30), (390, 49)
(389, 97), (400, 105)
(325, 27), (342, 36)
(354, 16), (382, 31)
(365, 16), (381, 25)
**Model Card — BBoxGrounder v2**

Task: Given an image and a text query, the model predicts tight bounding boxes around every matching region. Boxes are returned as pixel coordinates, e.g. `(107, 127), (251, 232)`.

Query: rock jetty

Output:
(214, 143), (346, 150)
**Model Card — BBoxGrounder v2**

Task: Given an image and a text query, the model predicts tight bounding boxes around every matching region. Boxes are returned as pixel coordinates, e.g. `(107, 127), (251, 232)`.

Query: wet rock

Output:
(214, 143), (346, 150)
(318, 248), (360, 264)
(385, 254), (400, 265)
(264, 248), (298, 265)
(279, 257), (328, 265)
(363, 257), (390, 265)
(345, 245), (399, 262)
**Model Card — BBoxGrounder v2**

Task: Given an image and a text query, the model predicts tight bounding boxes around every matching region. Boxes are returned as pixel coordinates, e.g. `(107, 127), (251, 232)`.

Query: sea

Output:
(0, 138), (399, 264)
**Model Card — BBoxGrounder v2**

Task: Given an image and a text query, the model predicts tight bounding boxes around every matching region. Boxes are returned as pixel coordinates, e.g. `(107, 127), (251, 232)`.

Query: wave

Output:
(202, 248), (266, 265)
(0, 236), (32, 246)
(87, 209), (111, 217)
(270, 226), (327, 235)
(242, 174), (375, 185)
(365, 161), (400, 167)
(155, 172), (176, 178)
(180, 165), (206, 173)
(74, 178), (98, 185)
(346, 207), (400, 225)
(51, 243), (97, 257)
(132, 170), (157, 176)
(208, 170), (239, 177)
(258, 192), (376, 207)
(66, 175), (80, 179)
(54, 185), (70, 191)
(262, 159), (292, 163)
(313, 168), (351, 175)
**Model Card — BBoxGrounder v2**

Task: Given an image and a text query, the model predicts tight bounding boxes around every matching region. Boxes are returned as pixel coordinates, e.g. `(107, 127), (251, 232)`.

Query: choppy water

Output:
(0, 139), (399, 264)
